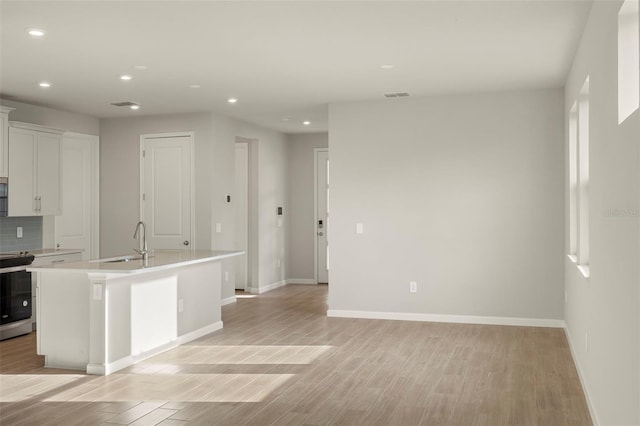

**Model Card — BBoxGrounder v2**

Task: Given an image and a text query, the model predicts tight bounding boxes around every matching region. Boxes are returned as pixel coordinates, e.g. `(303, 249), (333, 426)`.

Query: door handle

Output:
(183, 240), (190, 246)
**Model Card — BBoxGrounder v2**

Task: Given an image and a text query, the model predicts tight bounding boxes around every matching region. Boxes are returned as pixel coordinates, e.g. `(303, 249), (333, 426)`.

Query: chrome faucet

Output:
(133, 221), (148, 260)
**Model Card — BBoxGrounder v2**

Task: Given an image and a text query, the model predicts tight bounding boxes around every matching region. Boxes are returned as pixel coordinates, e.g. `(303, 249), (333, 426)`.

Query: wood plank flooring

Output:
(0, 284), (592, 425)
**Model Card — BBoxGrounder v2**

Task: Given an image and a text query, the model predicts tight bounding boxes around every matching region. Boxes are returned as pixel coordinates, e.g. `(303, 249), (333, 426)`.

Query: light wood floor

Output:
(0, 284), (592, 425)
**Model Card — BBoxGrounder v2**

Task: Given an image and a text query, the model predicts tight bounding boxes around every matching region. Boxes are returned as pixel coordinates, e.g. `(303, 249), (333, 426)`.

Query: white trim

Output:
(176, 321), (223, 345)
(86, 321), (223, 375)
(9, 120), (64, 134)
(286, 279), (317, 285)
(140, 132), (195, 250)
(249, 280), (286, 294)
(313, 148), (329, 285)
(327, 310), (565, 328)
(221, 296), (237, 306)
(564, 327), (600, 425)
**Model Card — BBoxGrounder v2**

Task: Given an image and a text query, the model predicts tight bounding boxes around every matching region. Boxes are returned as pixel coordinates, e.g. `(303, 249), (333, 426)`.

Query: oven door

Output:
(0, 266), (32, 324)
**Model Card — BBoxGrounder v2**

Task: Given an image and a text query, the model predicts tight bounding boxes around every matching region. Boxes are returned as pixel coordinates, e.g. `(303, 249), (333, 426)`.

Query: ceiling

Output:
(0, 0), (593, 134)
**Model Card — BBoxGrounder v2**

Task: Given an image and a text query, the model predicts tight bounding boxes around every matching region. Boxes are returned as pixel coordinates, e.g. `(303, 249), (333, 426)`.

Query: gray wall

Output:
(287, 133), (328, 281)
(99, 113), (214, 256)
(564, 2), (640, 425)
(99, 112), (289, 300)
(328, 89), (564, 320)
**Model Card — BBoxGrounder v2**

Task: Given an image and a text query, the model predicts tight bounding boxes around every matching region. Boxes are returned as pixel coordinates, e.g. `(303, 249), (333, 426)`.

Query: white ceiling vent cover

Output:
(384, 92), (410, 98)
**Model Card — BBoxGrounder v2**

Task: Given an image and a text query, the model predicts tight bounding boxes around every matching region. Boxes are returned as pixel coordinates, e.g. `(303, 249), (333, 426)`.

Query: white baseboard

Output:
(564, 327), (599, 425)
(286, 279), (317, 285)
(177, 321), (223, 345)
(221, 296), (237, 306)
(250, 280), (287, 294)
(326, 309), (565, 328)
(86, 321), (224, 375)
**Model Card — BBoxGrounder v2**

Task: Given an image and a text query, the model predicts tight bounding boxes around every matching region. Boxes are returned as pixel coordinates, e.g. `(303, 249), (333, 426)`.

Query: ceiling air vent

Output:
(384, 92), (410, 98)
(111, 101), (138, 107)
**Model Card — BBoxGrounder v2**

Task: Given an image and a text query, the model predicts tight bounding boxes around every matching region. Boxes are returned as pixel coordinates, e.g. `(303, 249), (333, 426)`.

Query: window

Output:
(569, 102), (578, 259)
(618, 0), (639, 124)
(568, 77), (590, 279)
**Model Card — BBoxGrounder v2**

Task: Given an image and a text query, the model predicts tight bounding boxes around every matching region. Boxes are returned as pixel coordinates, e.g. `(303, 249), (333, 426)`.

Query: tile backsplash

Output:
(0, 216), (43, 252)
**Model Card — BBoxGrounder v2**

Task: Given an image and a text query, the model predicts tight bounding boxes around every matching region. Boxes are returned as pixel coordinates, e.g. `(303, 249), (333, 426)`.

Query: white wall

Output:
(328, 90), (564, 322)
(287, 133), (329, 282)
(564, 2), (640, 425)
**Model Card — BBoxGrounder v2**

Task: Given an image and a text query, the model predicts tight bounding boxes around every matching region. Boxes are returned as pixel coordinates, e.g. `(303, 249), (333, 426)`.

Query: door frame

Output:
(234, 139), (249, 291)
(314, 148), (329, 284)
(55, 132), (100, 259)
(139, 132), (195, 250)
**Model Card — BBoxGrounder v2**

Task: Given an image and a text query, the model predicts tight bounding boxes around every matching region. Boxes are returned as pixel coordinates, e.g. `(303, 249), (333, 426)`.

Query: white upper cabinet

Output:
(0, 106), (15, 178)
(8, 122), (63, 216)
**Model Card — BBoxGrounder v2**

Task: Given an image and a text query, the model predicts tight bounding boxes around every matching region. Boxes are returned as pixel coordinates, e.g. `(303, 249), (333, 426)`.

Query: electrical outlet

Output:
(409, 281), (417, 293)
(16, 227), (23, 238)
(178, 299), (184, 313)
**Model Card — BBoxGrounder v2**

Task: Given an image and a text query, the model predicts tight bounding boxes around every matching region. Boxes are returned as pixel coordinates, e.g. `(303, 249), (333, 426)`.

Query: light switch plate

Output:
(16, 227), (23, 238)
(356, 223), (364, 234)
(215, 223), (222, 233)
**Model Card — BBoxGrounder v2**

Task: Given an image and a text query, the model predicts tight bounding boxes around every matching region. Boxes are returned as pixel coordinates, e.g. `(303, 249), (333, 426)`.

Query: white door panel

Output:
(141, 135), (192, 250)
(55, 136), (95, 259)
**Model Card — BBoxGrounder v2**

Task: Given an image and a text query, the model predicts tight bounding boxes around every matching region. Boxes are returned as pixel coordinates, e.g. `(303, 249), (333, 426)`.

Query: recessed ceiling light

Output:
(120, 75), (132, 81)
(189, 84), (201, 89)
(227, 98), (238, 104)
(38, 82), (51, 88)
(27, 28), (45, 37)
(130, 104), (140, 110)
(380, 64), (394, 69)
(303, 121), (311, 126)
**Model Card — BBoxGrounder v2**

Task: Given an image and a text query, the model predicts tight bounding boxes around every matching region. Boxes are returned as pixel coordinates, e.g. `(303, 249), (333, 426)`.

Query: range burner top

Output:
(0, 252), (35, 269)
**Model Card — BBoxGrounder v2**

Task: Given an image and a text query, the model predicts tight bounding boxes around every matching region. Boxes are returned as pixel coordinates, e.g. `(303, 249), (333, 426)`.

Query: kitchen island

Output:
(28, 249), (243, 375)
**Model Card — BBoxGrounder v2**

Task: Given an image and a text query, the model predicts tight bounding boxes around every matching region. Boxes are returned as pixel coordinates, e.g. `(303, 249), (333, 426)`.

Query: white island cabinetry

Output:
(29, 249), (242, 375)
(30, 249), (83, 329)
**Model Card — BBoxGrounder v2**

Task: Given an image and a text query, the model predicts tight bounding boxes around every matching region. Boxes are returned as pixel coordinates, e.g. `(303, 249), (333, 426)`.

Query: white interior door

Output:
(141, 133), (193, 250)
(55, 133), (99, 260)
(315, 149), (329, 284)
(234, 141), (248, 290)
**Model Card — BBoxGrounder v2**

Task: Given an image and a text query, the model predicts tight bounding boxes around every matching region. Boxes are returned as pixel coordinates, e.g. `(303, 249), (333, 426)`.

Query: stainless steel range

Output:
(0, 252), (35, 340)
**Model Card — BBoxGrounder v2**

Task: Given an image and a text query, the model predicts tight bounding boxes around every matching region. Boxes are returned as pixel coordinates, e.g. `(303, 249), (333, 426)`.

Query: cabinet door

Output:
(37, 133), (62, 215)
(8, 127), (37, 216)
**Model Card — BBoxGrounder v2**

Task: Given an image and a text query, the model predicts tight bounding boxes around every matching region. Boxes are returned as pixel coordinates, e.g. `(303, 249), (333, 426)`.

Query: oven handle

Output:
(0, 265), (30, 273)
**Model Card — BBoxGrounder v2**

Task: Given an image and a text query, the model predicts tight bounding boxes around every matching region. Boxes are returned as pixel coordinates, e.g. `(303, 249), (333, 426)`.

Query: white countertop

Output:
(27, 248), (84, 257)
(28, 249), (243, 275)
